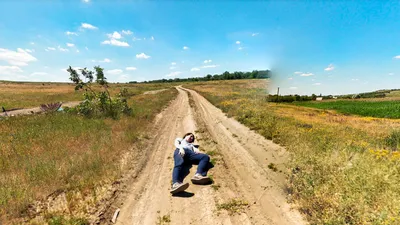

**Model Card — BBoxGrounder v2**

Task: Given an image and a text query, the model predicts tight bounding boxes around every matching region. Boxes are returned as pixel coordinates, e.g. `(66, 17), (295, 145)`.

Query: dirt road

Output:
(0, 101), (81, 117)
(110, 87), (306, 225)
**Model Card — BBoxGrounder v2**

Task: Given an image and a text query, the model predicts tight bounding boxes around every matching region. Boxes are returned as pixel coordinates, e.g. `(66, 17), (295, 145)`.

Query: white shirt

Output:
(175, 138), (199, 152)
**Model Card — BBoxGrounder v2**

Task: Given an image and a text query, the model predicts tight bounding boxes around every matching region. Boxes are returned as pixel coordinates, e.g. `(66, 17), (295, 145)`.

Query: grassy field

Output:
(184, 79), (400, 225)
(0, 81), (176, 109)
(293, 100), (400, 119)
(0, 83), (178, 223)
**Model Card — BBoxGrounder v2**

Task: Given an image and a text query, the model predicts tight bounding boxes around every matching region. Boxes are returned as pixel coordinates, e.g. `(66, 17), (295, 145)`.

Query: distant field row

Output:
(293, 100), (400, 119)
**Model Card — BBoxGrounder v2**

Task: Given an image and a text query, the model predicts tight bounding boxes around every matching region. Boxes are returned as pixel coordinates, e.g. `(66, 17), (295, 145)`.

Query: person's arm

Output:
(193, 145), (200, 154)
(174, 138), (185, 156)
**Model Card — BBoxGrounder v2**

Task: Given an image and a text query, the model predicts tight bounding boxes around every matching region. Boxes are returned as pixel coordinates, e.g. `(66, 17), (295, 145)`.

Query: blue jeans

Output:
(172, 148), (213, 184)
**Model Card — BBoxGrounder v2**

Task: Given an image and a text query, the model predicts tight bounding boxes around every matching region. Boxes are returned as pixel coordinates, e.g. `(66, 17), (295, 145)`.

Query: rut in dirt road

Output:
(111, 87), (306, 225)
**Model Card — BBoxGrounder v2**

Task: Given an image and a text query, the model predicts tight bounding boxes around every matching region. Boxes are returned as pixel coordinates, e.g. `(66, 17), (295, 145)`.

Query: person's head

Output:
(183, 132), (195, 143)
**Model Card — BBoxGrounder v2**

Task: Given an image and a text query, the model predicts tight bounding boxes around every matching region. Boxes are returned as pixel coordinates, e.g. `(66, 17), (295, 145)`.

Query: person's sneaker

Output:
(170, 182), (189, 195)
(191, 173), (211, 185)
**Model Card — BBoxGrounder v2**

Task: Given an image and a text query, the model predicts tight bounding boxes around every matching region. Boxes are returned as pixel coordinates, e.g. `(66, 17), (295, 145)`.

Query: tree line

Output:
(129, 70), (269, 83)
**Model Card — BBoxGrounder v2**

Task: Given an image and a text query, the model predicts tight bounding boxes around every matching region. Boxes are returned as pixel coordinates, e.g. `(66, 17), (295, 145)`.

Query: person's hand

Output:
(193, 147), (200, 154)
(179, 147), (185, 157)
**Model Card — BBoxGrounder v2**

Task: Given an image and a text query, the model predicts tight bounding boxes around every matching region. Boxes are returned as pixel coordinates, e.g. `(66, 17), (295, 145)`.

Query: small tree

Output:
(67, 66), (132, 119)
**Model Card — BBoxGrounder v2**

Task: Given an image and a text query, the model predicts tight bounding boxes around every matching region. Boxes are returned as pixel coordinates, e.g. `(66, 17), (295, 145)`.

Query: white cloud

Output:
(312, 83), (321, 85)
(45, 47), (56, 51)
(389, 73), (394, 76)
(58, 46), (69, 52)
(136, 53), (151, 59)
(122, 30), (133, 35)
(288, 77), (293, 80)
(66, 43), (75, 47)
(126, 67), (137, 71)
(25, 49), (34, 53)
(65, 31), (78, 36)
(151, 36), (155, 41)
(82, 0), (90, 3)
(351, 78), (359, 81)
(238, 47), (243, 50)
(81, 23), (98, 30)
(300, 73), (314, 77)
(171, 62), (176, 65)
(166, 71), (182, 77)
(191, 67), (200, 72)
(76, 49), (80, 53)
(30, 42), (35, 45)
(394, 55), (400, 59)
(324, 64), (334, 71)
(183, 46), (189, 50)
(30, 72), (47, 76)
(0, 65), (23, 75)
(170, 66), (176, 70)
(251, 33), (259, 36)
(203, 59), (212, 64)
(202, 65), (218, 68)
(289, 87), (297, 89)
(0, 48), (37, 66)
(236, 41), (241, 44)
(101, 39), (129, 47)
(294, 71), (302, 74)
(99, 58), (111, 63)
(132, 37), (142, 41)
(107, 31), (122, 39)
(106, 69), (123, 75)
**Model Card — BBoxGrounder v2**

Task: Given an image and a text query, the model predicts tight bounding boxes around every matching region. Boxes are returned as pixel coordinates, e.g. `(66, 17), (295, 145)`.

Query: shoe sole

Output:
(191, 177), (211, 185)
(170, 183), (189, 195)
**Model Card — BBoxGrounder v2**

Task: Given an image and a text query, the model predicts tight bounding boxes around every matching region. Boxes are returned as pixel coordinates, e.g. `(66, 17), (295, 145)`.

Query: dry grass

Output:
(0, 81), (176, 109)
(0, 85), (178, 222)
(184, 80), (400, 224)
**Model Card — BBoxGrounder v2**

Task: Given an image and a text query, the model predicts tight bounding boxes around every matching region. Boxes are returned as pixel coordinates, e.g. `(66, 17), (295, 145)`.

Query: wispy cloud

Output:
(151, 36), (155, 41)
(351, 78), (359, 81)
(294, 71), (302, 74)
(66, 43), (75, 47)
(191, 68), (200, 72)
(122, 30), (133, 35)
(389, 73), (394, 76)
(170, 66), (176, 70)
(0, 65), (23, 75)
(166, 71), (181, 77)
(0, 48), (37, 66)
(238, 47), (243, 50)
(65, 31), (78, 36)
(171, 62), (176, 65)
(106, 69), (123, 75)
(58, 46), (69, 52)
(289, 87), (297, 89)
(204, 59), (212, 64)
(394, 55), (400, 59)
(24, 49), (34, 53)
(101, 39), (129, 47)
(81, 23), (97, 30)
(300, 72), (314, 77)
(30, 42), (35, 45)
(126, 67), (137, 71)
(312, 83), (321, 85)
(99, 58), (111, 63)
(136, 53), (151, 59)
(45, 47), (56, 51)
(82, 0), (90, 3)
(30, 72), (47, 76)
(251, 33), (259, 36)
(202, 65), (218, 68)
(236, 41), (241, 44)
(288, 77), (293, 80)
(324, 64), (334, 71)
(183, 46), (189, 50)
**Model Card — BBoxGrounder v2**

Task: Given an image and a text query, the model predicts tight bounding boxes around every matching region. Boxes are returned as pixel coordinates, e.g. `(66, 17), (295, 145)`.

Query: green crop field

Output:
(293, 100), (400, 119)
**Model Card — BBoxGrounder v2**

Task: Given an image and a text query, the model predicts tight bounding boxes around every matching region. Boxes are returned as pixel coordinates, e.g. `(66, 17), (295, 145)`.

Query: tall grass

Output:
(184, 80), (400, 224)
(0, 87), (178, 222)
(294, 100), (400, 119)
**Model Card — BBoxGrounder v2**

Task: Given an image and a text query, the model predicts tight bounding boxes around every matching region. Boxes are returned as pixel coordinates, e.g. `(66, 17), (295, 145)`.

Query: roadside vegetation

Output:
(0, 67), (178, 223)
(184, 79), (400, 224)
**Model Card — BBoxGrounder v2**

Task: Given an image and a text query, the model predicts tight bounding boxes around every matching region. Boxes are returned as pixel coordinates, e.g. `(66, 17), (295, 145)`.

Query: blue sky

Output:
(0, 1), (400, 95)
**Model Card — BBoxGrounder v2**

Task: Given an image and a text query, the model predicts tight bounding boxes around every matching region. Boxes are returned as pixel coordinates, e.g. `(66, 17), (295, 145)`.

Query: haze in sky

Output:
(0, 0), (399, 95)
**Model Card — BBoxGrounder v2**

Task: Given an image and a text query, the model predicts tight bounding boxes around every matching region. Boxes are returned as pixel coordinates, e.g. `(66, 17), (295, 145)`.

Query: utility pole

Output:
(277, 87), (280, 102)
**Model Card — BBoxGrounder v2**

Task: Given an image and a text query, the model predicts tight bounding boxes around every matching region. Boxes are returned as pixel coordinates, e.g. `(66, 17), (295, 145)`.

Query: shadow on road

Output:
(172, 191), (195, 198)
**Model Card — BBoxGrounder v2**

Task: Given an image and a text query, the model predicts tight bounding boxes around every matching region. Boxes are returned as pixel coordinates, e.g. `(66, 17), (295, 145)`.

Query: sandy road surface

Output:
(0, 101), (81, 117)
(109, 87), (306, 225)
